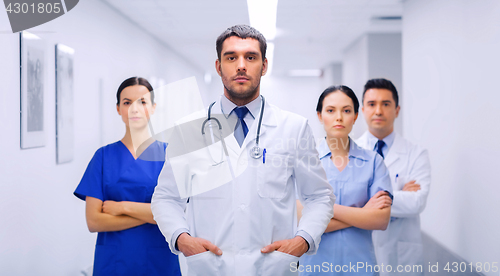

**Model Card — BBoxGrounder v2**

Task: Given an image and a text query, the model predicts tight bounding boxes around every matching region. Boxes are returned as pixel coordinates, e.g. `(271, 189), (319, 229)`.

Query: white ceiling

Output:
(103, 0), (403, 76)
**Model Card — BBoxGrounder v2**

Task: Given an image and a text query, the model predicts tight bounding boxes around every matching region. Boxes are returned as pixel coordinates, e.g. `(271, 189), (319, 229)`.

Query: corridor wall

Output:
(0, 0), (206, 274)
(402, 1), (500, 275)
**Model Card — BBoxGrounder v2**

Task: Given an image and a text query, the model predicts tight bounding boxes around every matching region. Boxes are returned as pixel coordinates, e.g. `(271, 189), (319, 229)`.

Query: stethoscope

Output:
(201, 95), (265, 161)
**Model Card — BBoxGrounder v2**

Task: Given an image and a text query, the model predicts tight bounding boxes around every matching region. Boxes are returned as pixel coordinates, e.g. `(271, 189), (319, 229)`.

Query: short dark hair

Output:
(362, 78), (399, 107)
(216, 25), (267, 61)
(316, 85), (359, 114)
(116, 77), (154, 105)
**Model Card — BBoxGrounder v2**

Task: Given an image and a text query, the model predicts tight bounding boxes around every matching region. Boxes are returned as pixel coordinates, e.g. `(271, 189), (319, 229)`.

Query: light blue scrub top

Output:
(299, 138), (392, 276)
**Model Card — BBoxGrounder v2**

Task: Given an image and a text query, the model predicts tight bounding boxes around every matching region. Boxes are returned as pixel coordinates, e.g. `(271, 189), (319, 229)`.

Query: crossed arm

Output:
(85, 196), (156, 233)
(314, 180), (422, 232)
(297, 190), (392, 233)
(391, 149), (431, 217)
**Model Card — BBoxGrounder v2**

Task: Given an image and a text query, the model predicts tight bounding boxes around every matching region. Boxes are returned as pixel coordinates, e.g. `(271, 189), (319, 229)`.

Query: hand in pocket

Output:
(177, 233), (222, 257)
(261, 236), (308, 257)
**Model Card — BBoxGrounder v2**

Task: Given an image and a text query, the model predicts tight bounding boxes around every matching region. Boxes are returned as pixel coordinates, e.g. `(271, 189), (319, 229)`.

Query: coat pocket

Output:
(394, 174), (410, 190)
(261, 251), (299, 276)
(257, 154), (292, 199)
(185, 251), (221, 276)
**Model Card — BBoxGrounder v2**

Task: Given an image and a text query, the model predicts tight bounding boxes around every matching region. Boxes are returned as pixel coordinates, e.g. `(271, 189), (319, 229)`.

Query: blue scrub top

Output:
(74, 141), (181, 276)
(299, 138), (392, 276)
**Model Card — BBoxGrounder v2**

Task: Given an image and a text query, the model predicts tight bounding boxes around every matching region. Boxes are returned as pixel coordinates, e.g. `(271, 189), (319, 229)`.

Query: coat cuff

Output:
(295, 230), (315, 253)
(170, 228), (190, 255)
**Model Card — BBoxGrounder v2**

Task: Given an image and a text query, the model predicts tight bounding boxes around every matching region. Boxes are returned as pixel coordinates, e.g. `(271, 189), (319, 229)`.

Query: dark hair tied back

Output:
(116, 77), (155, 105)
(316, 85), (359, 114)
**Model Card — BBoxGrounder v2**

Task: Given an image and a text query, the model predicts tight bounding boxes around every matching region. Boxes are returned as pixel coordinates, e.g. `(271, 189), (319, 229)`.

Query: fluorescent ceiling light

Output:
(247, 0), (278, 41)
(288, 69), (323, 77)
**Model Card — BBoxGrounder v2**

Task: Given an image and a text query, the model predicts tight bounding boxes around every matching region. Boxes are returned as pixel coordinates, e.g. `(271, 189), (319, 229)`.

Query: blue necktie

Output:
(376, 139), (393, 221)
(376, 140), (386, 159)
(234, 106), (249, 146)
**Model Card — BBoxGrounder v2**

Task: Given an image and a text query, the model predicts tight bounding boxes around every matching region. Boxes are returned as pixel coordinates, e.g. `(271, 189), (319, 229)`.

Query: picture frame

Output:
(55, 44), (75, 164)
(20, 31), (45, 149)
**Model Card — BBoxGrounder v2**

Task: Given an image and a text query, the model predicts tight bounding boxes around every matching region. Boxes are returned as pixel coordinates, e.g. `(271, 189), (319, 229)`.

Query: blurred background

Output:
(1, 0), (499, 275)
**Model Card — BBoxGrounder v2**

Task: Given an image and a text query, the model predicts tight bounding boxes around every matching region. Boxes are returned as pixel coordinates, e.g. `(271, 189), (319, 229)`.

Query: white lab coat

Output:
(356, 132), (430, 275)
(152, 100), (335, 276)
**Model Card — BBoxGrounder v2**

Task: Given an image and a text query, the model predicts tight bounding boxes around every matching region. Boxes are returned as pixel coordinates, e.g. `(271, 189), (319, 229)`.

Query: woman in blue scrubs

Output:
(298, 85), (393, 275)
(74, 77), (181, 276)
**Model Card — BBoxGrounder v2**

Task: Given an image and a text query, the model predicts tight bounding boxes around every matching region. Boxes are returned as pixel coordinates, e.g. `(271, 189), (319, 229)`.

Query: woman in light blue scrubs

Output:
(74, 77), (181, 276)
(299, 85), (393, 275)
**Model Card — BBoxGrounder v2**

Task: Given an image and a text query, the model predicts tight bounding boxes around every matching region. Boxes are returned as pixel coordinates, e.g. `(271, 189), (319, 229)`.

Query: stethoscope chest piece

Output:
(249, 146), (263, 159)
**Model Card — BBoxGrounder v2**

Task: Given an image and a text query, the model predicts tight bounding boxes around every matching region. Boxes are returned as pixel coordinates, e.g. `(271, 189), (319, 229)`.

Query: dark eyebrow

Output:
(122, 97), (146, 102)
(324, 105), (353, 109)
(223, 51), (260, 57)
(366, 100), (392, 104)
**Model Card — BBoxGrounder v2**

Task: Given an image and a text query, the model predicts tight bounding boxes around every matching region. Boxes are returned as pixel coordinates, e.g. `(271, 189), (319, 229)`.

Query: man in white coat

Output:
(152, 25), (335, 276)
(356, 78), (431, 275)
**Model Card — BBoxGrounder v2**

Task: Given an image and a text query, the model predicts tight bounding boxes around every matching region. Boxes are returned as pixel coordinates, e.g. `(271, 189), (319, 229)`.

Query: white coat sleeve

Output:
(391, 148), (431, 217)
(152, 156), (190, 255)
(294, 121), (336, 255)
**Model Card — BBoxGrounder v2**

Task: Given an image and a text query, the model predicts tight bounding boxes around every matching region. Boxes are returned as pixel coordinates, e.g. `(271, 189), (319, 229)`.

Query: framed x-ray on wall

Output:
(20, 31), (45, 149)
(55, 44), (75, 164)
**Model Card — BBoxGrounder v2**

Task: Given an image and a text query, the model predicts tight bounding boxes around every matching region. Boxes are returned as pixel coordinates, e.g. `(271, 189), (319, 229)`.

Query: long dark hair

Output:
(116, 77), (154, 105)
(316, 85), (359, 114)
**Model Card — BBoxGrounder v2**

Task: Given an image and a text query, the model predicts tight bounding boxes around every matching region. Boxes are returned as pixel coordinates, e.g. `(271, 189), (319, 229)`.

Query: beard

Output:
(221, 70), (262, 102)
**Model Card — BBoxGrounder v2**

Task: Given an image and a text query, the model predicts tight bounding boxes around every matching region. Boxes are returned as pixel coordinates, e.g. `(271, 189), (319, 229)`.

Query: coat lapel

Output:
(385, 133), (406, 168)
(240, 99), (277, 151)
(210, 99), (241, 157)
(356, 132), (370, 149)
(212, 97), (278, 158)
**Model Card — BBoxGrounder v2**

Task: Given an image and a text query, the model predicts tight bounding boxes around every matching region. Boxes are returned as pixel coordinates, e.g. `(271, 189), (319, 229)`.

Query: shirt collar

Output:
(366, 131), (396, 151)
(220, 94), (260, 120)
(348, 138), (370, 162)
(317, 138), (331, 159)
(317, 137), (369, 162)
